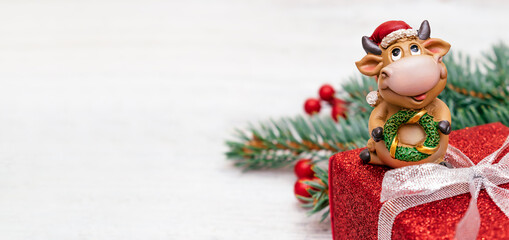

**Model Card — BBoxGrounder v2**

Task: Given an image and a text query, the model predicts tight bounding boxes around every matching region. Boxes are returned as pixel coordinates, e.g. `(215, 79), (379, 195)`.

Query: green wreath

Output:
(383, 109), (440, 162)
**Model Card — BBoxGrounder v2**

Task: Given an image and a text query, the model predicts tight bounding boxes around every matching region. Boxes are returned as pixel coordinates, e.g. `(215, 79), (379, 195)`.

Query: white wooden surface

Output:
(0, 0), (508, 239)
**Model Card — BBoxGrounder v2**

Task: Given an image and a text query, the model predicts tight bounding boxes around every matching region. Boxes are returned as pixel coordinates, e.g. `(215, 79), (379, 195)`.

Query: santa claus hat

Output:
(369, 20), (418, 48)
(361, 20), (430, 55)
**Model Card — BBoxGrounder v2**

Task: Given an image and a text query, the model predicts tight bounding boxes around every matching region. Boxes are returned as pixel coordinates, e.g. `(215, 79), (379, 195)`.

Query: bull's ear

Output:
(422, 38), (451, 57)
(355, 54), (383, 77)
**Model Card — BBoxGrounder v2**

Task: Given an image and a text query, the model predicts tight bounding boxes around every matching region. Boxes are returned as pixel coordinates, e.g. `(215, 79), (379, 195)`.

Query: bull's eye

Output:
(391, 48), (402, 61)
(410, 44), (421, 55)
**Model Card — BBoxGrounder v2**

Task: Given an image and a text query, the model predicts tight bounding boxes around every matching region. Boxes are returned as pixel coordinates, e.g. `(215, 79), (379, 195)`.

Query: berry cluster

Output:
(293, 159), (320, 203)
(303, 84), (348, 121)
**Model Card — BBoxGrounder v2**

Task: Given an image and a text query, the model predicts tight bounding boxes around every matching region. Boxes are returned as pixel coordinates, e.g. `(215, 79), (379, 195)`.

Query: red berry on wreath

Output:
(331, 104), (347, 121)
(294, 177), (320, 203)
(294, 159), (315, 179)
(318, 84), (335, 101)
(304, 98), (321, 115)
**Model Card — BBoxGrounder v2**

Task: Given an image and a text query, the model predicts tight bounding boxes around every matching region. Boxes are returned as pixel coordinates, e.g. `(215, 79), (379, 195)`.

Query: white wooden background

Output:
(0, 0), (508, 239)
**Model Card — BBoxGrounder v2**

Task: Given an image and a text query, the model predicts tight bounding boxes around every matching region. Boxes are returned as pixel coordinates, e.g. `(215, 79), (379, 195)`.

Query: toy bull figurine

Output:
(356, 20), (452, 168)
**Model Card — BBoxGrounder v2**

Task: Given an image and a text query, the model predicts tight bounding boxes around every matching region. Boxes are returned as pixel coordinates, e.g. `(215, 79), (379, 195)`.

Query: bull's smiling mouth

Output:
(412, 93), (427, 102)
(380, 86), (429, 105)
(381, 87), (430, 105)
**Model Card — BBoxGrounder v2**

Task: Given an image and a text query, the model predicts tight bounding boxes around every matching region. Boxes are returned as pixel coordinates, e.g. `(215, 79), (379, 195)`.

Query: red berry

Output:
(331, 104), (347, 121)
(294, 159), (315, 179)
(318, 84), (335, 101)
(304, 98), (321, 115)
(294, 177), (320, 203)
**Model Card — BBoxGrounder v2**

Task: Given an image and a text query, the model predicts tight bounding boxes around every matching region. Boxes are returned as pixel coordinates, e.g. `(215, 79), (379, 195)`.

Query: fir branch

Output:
(225, 115), (369, 170)
(444, 48), (509, 106)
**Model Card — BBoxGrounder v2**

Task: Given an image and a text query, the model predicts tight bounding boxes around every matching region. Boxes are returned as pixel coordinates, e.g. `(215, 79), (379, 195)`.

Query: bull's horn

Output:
(362, 36), (382, 55)
(418, 20), (431, 40)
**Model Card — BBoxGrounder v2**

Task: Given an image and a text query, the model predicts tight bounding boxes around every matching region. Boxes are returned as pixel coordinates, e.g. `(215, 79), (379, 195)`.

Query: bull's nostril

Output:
(381, 70), (389, 79)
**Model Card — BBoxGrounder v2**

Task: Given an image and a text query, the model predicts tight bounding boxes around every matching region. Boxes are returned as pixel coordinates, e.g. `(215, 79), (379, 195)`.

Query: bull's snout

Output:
(379, 55), (442, 97)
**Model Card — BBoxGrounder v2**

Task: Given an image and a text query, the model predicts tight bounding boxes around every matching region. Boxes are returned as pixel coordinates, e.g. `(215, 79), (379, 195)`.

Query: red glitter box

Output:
(328, 122), (509, 240)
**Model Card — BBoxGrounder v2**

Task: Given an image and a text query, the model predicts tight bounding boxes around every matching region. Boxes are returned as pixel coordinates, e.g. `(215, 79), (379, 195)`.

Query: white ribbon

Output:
(378, 136), (509, 240)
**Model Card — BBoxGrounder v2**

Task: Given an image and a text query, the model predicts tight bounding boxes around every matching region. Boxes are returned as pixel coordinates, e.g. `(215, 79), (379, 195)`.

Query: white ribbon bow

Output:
(378, 136), (509, 240)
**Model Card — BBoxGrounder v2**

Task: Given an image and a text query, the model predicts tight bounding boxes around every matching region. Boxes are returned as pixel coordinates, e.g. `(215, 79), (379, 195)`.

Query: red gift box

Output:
(329, 122), (509, 240)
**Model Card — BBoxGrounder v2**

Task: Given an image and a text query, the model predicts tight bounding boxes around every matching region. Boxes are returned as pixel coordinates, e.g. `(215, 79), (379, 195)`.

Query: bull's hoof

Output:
(371, 127), (384, 142)
(359, 149), (371, 164)
(438, 120), (452, 135)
